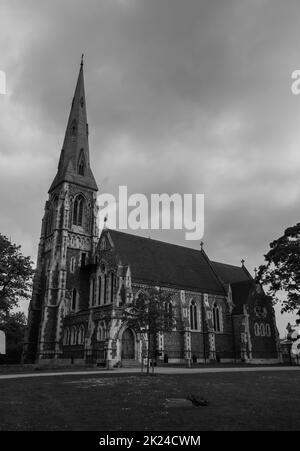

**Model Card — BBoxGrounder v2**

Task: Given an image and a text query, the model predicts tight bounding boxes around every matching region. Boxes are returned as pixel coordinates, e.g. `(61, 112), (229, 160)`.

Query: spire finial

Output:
(200, 241), (204, 251)
(241, 259), (245, 267)
(254, 267), (257, 278)
(81, 53), (84, 67)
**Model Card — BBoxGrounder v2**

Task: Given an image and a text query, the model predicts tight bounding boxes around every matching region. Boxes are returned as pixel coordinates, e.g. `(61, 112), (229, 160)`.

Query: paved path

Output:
(0, 365), (300, 380)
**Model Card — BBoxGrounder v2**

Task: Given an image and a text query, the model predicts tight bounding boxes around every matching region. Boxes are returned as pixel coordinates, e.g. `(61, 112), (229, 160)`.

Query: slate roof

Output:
(107, 230), (225, 295)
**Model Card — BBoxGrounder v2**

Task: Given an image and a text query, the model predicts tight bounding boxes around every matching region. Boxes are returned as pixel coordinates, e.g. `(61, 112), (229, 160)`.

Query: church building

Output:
(23, 61), (281, 366)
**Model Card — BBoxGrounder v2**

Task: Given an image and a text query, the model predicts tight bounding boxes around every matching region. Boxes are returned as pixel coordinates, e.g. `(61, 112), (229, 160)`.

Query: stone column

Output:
(158, 332), (164, 362)
(208, 332), (216, 361)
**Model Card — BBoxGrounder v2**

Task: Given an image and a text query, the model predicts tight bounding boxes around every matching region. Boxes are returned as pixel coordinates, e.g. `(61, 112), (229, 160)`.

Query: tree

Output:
(258, 223), (300, 315)
(0, 234), (34, 314)
(0, 234), (33, 363)
(123, 286), (175, 374)
(0, 312), (27, 363)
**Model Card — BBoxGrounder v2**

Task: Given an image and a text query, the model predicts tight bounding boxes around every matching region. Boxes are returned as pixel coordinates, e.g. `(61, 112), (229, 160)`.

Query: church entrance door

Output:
(122, 329), (135, 359)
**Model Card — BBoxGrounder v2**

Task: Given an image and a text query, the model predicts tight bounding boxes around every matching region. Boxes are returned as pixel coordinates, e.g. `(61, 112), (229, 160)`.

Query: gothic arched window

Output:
(63, 328), (70, 345)
(120, 285), (126, 306)
(78, 199), (83, 225)
(110, 273), (114, 303)
(78, 149), (86, 176)
(254, 323), (260, 336)
(78, 161), (85, 175)
(70, 326), (77, 345)
(213, 304), (221, 332)
(265, 323), (271, 337)
(104, 274), (107, 304)
(73, 200), (78, 225)
(78, 326), (85, 345)
(72, 288), (77, 311)
(73, 195), (84, 226)
(90, 277), (96, 306)
(260, 323), (266, 336)
(98, 276), (102, 305)
(190, 300), (198, 330)
(70, 257), (76, 273)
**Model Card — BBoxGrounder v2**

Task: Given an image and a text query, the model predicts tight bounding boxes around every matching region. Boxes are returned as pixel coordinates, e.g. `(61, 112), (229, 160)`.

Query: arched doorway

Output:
(121, 328), (135, 359)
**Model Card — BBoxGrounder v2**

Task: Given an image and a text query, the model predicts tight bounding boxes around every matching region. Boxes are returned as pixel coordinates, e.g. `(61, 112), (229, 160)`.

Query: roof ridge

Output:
(231, 279), (254, 286)
(108, 228), (205, 253)
(212, 260), (243, 269)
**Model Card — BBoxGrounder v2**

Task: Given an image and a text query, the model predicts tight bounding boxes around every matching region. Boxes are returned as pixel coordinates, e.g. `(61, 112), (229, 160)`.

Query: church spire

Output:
(49, 58), (98, 192)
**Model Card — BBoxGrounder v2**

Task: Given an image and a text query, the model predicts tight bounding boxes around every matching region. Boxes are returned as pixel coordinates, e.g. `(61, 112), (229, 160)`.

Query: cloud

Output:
(1, 0), (300, 335)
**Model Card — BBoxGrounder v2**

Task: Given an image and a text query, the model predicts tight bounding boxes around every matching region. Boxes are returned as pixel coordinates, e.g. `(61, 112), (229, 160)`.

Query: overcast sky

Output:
(1, 0), (299, 336)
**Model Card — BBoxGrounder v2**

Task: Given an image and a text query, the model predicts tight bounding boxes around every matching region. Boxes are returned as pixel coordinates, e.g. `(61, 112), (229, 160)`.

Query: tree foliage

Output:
(258, 223), (300, 314)
(0, 233), (34, 314)
(0, 234), (33, 363)
(123, 286), (175, 373)
(0, 311), (27, 363)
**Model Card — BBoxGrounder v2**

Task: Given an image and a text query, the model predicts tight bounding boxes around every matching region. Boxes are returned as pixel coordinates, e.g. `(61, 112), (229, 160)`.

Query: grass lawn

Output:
(0, 371), (299, 431)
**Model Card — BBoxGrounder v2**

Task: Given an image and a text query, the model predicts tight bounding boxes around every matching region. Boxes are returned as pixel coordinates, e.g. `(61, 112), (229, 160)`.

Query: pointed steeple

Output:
(49, 57), (98, 192)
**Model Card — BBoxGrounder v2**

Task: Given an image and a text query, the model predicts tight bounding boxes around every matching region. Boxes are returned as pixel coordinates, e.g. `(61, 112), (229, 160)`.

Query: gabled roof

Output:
(105, 229), (226, 295)
(211, 261), (252, 286)
(211, 261), (254, 314)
